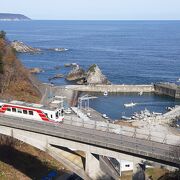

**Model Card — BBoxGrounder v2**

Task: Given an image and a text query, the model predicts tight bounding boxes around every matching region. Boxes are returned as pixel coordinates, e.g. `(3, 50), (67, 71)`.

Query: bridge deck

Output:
(0, 114), (180, 167)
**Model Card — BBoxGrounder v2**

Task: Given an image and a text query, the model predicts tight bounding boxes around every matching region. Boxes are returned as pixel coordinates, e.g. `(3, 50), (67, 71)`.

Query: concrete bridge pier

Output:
(132, 159), (146, 180)
(85, 152), (111, 180)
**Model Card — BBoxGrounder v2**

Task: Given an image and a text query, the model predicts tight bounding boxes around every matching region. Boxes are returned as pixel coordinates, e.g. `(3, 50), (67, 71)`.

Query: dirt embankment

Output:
(0, 36), (41, 103)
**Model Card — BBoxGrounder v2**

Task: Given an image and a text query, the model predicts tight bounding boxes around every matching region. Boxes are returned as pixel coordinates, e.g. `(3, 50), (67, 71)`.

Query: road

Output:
(0, 114), (180, 167)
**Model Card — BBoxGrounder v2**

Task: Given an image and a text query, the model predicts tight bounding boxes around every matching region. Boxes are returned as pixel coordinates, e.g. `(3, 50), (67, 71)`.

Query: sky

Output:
(0, 0), (180, 20)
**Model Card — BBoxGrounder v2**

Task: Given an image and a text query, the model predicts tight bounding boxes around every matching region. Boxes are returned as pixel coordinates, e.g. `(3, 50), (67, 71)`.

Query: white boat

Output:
(102, 114), (108, 119)
(122, 116), (131, 120)
(64, 108), (72, 114)
(177, 78), (180, 82)
(124, 102), (136, 107)
(103, 91), (108, 96)
(138, 91), (143, 96)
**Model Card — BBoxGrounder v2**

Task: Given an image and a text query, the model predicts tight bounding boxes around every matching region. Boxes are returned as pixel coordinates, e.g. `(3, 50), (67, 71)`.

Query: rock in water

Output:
(66, 65), (85, 81)
(11, 40), (41, 53)
(49, 48), (68, 52)
(29, 67), (44, 74)
(48, 74), (64, 81)
(86, 64), (110, 84)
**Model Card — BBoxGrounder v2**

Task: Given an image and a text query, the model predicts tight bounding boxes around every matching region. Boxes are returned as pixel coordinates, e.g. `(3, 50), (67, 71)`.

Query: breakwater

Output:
(64, 84), (154, 93)
(154, 83), (180, 99)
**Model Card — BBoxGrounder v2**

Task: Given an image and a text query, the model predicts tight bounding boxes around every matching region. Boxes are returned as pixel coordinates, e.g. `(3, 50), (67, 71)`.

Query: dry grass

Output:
(146, 168), (169, 180)
(0, 136), (69, 179)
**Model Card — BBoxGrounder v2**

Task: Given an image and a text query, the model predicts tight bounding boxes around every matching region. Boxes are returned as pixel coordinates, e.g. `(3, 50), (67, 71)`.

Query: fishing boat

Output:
(124, 102), (136, 107)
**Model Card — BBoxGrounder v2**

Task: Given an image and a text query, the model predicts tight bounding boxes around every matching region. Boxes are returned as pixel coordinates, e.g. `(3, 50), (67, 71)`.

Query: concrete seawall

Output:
(63, 84), (154, 93)
(154, 83), (180, 99)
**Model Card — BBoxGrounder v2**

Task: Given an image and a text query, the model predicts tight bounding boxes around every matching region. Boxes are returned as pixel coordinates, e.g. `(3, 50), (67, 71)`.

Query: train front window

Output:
(29, 111), (33, 115)
(7, 108), (11, 111)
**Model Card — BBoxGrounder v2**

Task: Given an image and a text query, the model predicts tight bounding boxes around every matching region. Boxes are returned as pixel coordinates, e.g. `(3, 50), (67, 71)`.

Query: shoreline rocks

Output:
(11, 40), (41, 53)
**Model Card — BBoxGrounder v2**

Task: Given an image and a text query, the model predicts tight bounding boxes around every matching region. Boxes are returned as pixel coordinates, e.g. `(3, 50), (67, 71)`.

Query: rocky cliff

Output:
(86, 64), (111, 85)
(0, 35), (41, 102)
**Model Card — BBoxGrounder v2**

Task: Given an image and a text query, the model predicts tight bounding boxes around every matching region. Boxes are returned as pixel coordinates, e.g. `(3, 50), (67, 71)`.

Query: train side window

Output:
(7, 107), (11, 111)
(17, 109), (22, 113)
(29, 111), (33, 115)
(23, 110), (27, 114)
(0, 106), (2, 108)
(51, 115), (53, 119)
(12, 108), (16, 112)
(56, 112), (58, 118)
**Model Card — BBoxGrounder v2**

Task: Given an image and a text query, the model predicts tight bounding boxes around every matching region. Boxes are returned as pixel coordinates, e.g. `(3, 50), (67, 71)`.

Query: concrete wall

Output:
(64, 84), (154, 93)
(154, 83), (180, 99)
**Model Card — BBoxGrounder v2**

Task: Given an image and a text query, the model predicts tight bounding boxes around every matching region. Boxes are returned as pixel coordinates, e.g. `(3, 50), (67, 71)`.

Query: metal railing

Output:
(63, 115), (180, 146)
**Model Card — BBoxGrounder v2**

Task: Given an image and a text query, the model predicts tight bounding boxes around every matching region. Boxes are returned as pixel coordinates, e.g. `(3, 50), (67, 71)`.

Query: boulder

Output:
(66, 65), (85, 81)
(54, 65), (61, 70)
(29, 67), (44, 74)
(64, 63), (71, 67)
(11, 40), (41, 53)
(86, 64), (110, 85)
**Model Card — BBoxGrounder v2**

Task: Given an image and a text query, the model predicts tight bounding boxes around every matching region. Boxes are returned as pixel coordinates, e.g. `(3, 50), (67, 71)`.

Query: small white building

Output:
(118, 160), (133, 172)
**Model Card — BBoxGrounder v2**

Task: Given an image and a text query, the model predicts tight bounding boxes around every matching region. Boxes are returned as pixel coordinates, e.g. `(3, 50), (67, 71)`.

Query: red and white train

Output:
(0, 100), (64, 123)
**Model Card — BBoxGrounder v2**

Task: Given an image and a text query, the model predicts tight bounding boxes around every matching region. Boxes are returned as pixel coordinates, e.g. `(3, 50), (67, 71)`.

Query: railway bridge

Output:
(0, 115), (180, 179)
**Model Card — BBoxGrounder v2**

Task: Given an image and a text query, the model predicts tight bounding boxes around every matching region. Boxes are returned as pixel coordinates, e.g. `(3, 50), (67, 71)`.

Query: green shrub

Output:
(0, 31), (6, 39)
(0, 52), (3, 74)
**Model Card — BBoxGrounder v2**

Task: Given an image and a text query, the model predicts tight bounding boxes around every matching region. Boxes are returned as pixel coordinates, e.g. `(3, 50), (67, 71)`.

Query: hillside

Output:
(0, 31), (41, 102)
(0, 32), (70, 179)
(0, 13), (31, 21)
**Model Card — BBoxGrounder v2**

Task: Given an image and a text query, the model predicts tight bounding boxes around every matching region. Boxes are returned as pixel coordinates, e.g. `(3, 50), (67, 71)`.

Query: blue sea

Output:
(0, 20), (180, 119)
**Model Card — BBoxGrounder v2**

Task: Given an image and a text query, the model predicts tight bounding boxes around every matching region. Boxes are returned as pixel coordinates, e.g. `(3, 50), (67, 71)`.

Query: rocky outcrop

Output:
(86, 64), (110, 85)
(11, 41), (41, 53)
(66, 65), (85, 81)
(66, 64), (110, 85)
(29, 67), (44, 74)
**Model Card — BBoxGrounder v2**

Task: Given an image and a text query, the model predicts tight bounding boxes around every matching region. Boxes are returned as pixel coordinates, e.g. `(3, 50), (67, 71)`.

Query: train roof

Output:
(0, 100), (63, 111)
